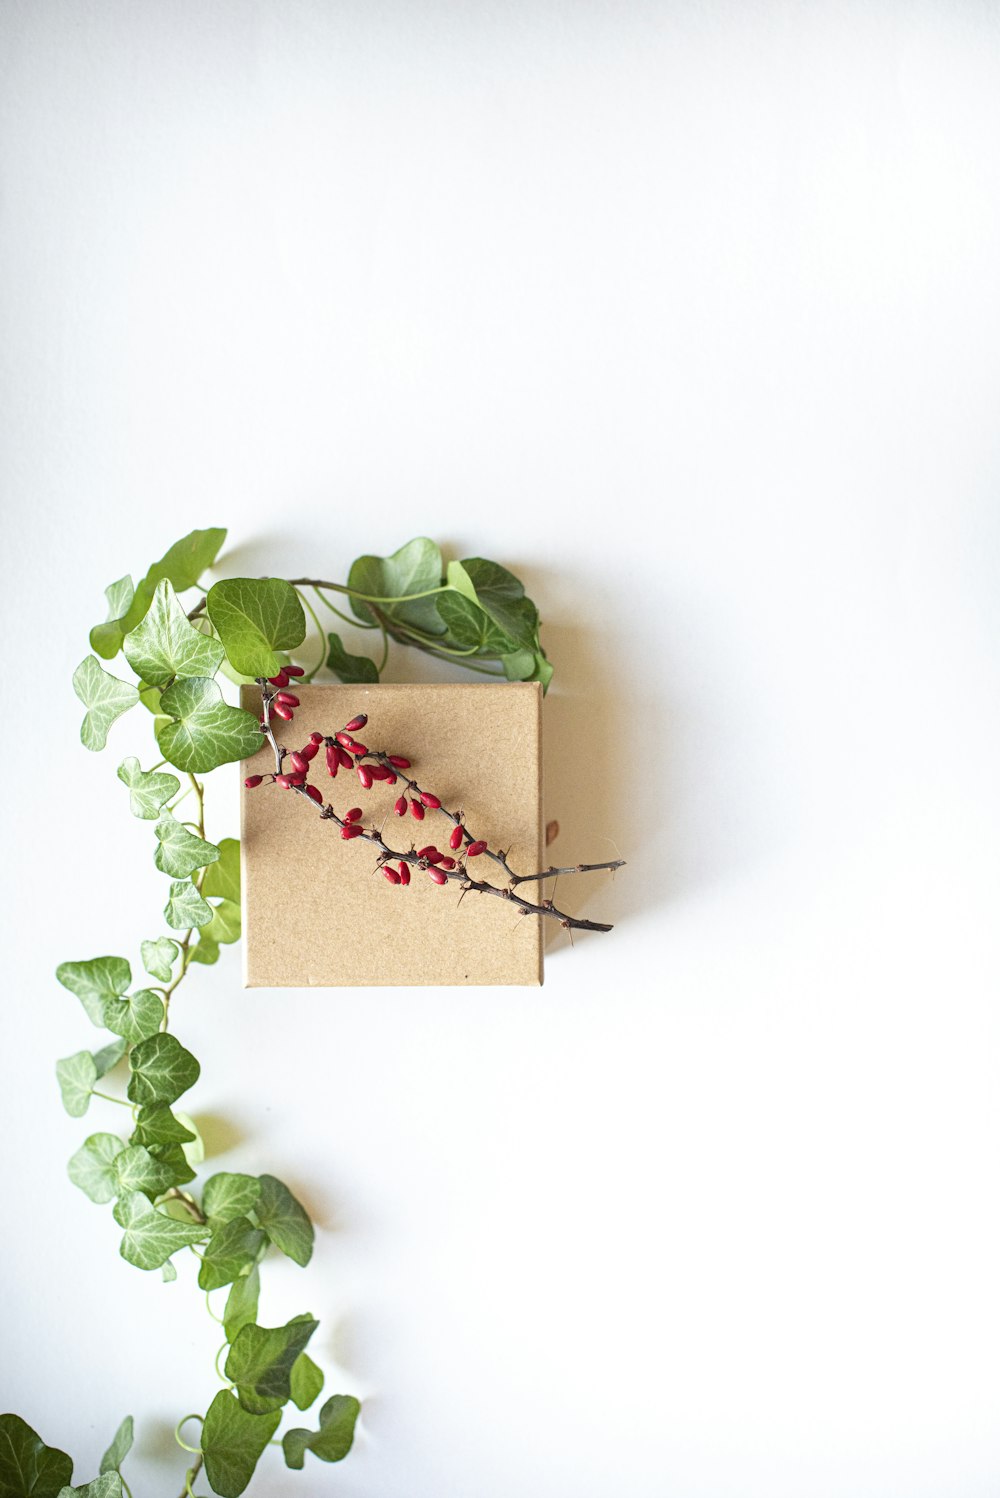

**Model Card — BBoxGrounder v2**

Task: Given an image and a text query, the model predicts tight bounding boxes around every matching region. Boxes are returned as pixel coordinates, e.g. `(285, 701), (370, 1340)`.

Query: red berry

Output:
(267, 670), (290, 687)
(467, 840), (487, 857)
(409, 798), (425, 821)
(275, 774), (293, 789)
(300, 741), (318, 760)
(438, 856), (456, 870)
(326, 745), (339, 777)
(335, 731), (354, 748)
(416, 845), (438, 859)
(394, 795), (407, 816)
(388, 755), (411, 769)
(341, 823), (363, 839)
(244, 775), (263, 788)
(449, 825), (463, 850)
(287, 772), (305, 785)
(285, 665), (306, 678)
(427, 866), (448, 885)
(420, 792), (441, 809)
(345, 807), (363, 823)
(349, 740), (368, 756)
(305, 784), (323, 804)
(357, 764), (374, 789)
(384, 771), (397, 785)
(382, 866), (401, 884)
(398, 861), (410, 886)
(370, 764), (393, 780)
(275, 692), (300, 707)
(290, 751), (309, 774)
(337, 745), (354, 770)
(345, 714), (368, 733)
(272, 702), (294, 721)
(310, 732), (323, 744)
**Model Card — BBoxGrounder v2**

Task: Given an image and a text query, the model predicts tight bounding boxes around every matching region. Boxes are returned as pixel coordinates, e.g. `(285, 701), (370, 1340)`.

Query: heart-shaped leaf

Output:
(157, 676), (264, 774)
(347, 538), (446, 636)
(114, 1190), (208, 1270)
(206, 578), (306, 677)
(73, 657), (140, 751)
(325, 632), (379, 684)
(153, 813), (220, 879)
(90, 575), (135, 660)
(140, 937), (178, 983)
(281, 1395), (361, 1470)
(200, 1390), (280, 1498)
(225, 1314), (318, 1415)
(254, 1174), (314, 1266)
(56, 1051), (97, 1117)
(198, 1216), (267, 1292)
(102, 989), (164, 1045)
(56, 956), (131, 1027)
(117, 758), (180, 819)
(123, 579), (224, 687)
(67, 1133), (127, 1204)
(127, 1032), (200, 1107)
(203, 1173), (261, 1226)
(164, 879), (213, 931)
(0, 1413), (73, 1498)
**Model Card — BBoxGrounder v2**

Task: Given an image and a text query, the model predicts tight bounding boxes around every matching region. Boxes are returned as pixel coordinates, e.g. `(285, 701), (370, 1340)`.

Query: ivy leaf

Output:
(56, 1051), (97, 1117)
(157, 677), (264, 774)
(114, 1190), (208, 1270)
(118, 528), (228, 637)
(122, 579), (225, 687)
(224, 1265), (261, 1344)
(203, 1172), (261, 1226)
(153, 813), (220, 879)
(102, 989), (164, 1045)
(444, 558), (479, 603)
(347, 538), (446, 636)
(200, 1390), (280, 1498)
(254, 1174), (314, 1266)
(56, 1479), (122, 1498)
(90, 575), (135, 660)
(202, 838), (240, 903)
(206, 579), (306, 678)
(161, 1259), (178, 1282)
(130, 1105), (195, 1149)
(117, 758), (180, 819)
(459, 559), (539, 646)
(190, 899), (240, 960)
(146, 1143), (196, 1187)
(127, 1033), (200, 1107)
(56, 956), (131, 1028)
(282, 1395), (361, 1470)
(164, 879), (213, 930)
(174, 1111), (204, 1167)
(141, 938), (178, 984)
(198, 1216), (267, 1292)
(73, 657), (140, 752)
(437, 591), (520, 655)
(67, 1133), (126, 1204)
(289, 1353), (324, 1412)
(225, 1314), (318, 1415)
(0, 1414), (74, 1498)
(325, 633), (379, 684)
(92, 1037), (127, 1078)
(98, 1418), (133, 1478)
(112, 1144), (180, 1200)
(501, 648), (537, 681)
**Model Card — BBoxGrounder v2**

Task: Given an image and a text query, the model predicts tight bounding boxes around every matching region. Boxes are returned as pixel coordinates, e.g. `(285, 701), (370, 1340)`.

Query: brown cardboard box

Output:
(240, 682), (543, 986)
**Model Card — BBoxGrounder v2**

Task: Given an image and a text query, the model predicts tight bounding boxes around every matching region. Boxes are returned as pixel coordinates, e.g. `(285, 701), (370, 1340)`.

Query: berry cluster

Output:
(245, 675), (623, 933)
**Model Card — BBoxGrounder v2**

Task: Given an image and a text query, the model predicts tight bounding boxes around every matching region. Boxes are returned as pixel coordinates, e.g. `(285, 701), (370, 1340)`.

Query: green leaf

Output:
(223, 1265), (261, 1344)
(437, 591), (520, 655)
(141, 938), (178, 983)
(157, 677), (264, 775)
(164, 879), (213, 930)
(206, 578), (306, 678)
(225, 1314), (318, 1415)
(203, 1172), (261, 1226)
(347, 538), (446, 636)
(92, 1037), (128, 1078)
(90, 575), (135, 660)
(146, 1142), (196, 1187)
(161, 1259), (178, 1282)
(198, 1216), (267, 1292)
(98, 1418), (133, 1477)
(201, 838), (240, 903)
(56, 1051), (97, 1117)
(282, 1395), (361, 1470)
(188, 932), (220, 966)
(153, 813), (219, 879)
(192, 898), (240, 953)
(459, 558), (539, 648)
(289, 1353), (324, 1412)
(117, 757), (180, 819)
(531, 652), (554, 691)
(56, 956), (131, 1028)
(57, 1475), (122, 1498)
(122, 578), (225, 687)
(174, 1111), (204, 1167)
(130, 1105), (195, 1149)
(112, 1144), (179, 1199)
(201, 1390), (280, 1498)
(114, 1190), (208, 1270)
(0, 1414), (73, 1498)
(501, 648), (537, 681)
(67, 1133), (126, 1204)
(73, 657), (140, 752)
(118, 528), (228, 637)
(445, 558), (479, 603)
(127, 1033), (200, 1107)
(325, 632), (379, 684)
(102, 989), (164, 1045)
(254, 1174), (314, 1266)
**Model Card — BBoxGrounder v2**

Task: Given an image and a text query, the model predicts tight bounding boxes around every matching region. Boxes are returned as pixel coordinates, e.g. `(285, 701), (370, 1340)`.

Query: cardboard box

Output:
(240, 682), (543, 987)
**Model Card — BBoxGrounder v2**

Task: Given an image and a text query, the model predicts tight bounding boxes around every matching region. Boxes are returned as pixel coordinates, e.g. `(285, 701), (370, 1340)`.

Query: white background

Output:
(2, 2), (1000, 1494)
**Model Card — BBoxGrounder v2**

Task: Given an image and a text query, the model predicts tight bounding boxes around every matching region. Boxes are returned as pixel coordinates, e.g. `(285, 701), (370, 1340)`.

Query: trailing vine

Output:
(3, 529), (558, 1498)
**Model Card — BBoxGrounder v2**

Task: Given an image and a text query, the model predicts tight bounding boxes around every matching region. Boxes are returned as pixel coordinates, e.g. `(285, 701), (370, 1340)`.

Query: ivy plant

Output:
(3, 529), (551, 1498)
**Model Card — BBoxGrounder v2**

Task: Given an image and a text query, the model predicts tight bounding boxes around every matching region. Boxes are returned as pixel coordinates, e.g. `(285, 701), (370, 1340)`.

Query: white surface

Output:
(2, 2), (1000, 1494)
